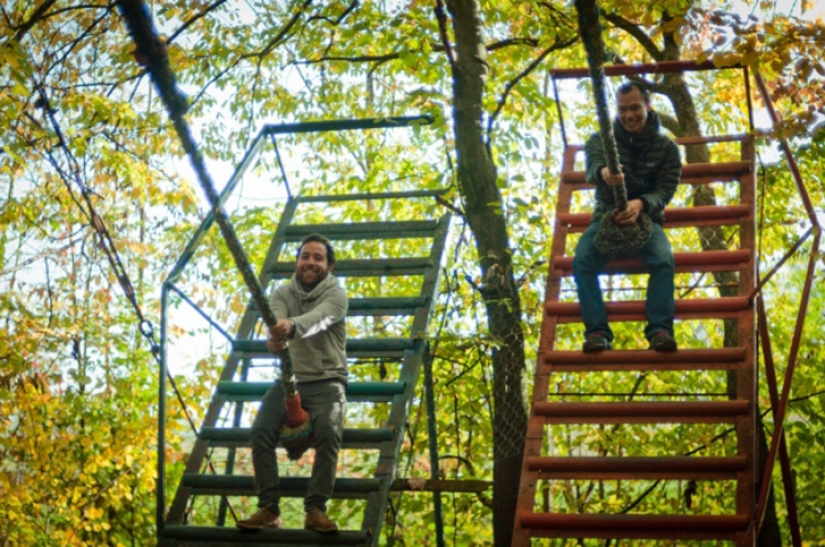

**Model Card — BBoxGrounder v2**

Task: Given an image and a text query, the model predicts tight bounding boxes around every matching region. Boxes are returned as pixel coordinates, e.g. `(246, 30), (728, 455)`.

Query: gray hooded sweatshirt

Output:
(269, 273), (348, 384)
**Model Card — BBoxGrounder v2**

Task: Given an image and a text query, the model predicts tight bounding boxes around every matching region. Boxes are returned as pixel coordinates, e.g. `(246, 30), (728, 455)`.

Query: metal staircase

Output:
(157, 121), (451, 546)
(512, 135), (757, 545)
(512, 62), (760, 545)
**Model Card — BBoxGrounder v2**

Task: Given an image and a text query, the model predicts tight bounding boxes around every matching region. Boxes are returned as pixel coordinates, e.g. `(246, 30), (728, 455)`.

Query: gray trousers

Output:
(250, 379), (346, 513)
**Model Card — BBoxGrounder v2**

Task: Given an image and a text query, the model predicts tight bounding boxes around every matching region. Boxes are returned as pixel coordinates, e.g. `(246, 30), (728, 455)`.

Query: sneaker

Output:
(236, 507), (283, 530)
(304, 507), (338, 534)
(582, 332), (611, 353)
(649, 331), (677, 352)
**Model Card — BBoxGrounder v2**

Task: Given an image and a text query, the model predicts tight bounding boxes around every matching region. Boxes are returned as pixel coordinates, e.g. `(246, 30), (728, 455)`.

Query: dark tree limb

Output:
(8, 0), (59, 43)
(167, 0), (228, 44)
(602, 10), (665, 61)
(434, 0), (456, 70)
(307, 0), (359, 26)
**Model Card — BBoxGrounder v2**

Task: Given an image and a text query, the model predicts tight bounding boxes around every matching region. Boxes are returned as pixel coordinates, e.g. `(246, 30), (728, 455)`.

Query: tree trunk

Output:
(447, 0), (528, 543)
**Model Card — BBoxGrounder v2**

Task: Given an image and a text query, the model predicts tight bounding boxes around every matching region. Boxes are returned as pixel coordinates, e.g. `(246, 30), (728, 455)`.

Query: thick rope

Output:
(574, 0), (651, 256)
(575, 0), (626, 210)
(115, 0), (299, 398)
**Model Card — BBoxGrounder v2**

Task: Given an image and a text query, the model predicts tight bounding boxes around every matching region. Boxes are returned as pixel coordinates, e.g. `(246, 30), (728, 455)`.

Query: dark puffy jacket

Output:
(584, 111), (681, 225)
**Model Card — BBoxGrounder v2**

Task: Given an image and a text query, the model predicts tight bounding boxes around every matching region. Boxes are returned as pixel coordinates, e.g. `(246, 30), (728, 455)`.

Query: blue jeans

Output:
(250, 379), (345, 513)
(572, 220), (675, 341)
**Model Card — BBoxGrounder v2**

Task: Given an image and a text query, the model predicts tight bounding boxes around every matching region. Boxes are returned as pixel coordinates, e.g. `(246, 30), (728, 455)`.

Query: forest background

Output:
(1, 0), (824, 545)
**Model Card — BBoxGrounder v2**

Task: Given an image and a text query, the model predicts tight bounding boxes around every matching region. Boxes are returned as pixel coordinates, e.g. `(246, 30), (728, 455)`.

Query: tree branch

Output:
(188, 0), (313, 108)
(602, 11), (664, 61)
(487, 37), (539, 50)
(657, 111), (681, 135)
(167, 0), (228, 44)
(10, 0), (59, 43)
(295, 52), (399, 65)
(258, 0), (314, 57)
(434, 0), (456, 70)
(486, 35), (577, 142)
(293, 35), (546, 69)
(306, 0), (359, 26)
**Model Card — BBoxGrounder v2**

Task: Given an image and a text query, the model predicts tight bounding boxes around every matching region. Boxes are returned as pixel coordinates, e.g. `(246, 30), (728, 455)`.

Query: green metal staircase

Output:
(160, 189), (451, 546)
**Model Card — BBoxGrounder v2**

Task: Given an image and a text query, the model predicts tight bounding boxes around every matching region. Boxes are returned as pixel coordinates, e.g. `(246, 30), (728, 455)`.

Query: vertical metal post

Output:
(157, 282), (169, 540)
(216, 359), (251, 525)
(744, 66), (754, 133)
(269, 134), (292, 200)
(423, 346), (446, 547)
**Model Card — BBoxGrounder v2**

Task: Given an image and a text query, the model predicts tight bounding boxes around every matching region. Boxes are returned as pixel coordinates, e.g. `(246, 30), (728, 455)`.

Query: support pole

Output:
(423, 347), (446, 547)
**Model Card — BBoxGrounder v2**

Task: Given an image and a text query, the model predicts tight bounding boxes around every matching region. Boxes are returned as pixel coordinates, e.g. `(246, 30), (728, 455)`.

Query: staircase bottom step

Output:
(161, 525), (369, 546)
(519, 512), (749, 540)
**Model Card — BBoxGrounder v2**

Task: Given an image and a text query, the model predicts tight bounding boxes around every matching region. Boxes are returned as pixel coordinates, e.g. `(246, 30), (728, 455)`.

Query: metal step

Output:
(217, 381), (406, 403)
(245, 296), (429, 317)
(545, 297), (751, 323)
(296, 188), (447, 203)
(348, 296), (429, 316)
(526, 456), (748, 480)
(533, 400), (749, 424)
(557, 205), (750, 233)
(161, 524), (369, 545)
(232, 338), (417, 359)
(285, 221), (439, 241)
(561, 161), (752, 185)
(517, 512), (749, 540)
(541, 347), (746, 372)
(552, 250), (751, 276)
(268, 257), (434, 278)
(182, 474), (381, 498)
(200, 427), (396, 449)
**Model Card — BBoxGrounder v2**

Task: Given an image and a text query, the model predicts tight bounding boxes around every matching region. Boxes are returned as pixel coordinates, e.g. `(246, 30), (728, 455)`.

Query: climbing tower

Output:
(157, 117), (451, 546)
(513, 62), (760, 545)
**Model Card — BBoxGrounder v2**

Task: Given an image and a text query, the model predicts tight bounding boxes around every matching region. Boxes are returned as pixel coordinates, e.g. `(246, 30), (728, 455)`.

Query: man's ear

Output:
(328, 264), (335, 273)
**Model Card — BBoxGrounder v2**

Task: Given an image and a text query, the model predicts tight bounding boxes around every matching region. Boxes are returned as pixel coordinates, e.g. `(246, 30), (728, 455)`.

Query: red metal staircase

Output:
(512, 128), (758, 544)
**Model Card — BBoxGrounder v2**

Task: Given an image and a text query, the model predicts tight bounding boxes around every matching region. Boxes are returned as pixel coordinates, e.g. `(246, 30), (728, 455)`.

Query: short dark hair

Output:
(297, 233), (336, 265)
(616, 81), (650, 103)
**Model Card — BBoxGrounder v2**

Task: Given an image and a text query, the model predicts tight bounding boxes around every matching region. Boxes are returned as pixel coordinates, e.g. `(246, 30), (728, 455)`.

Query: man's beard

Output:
(297, 267), (329, 289)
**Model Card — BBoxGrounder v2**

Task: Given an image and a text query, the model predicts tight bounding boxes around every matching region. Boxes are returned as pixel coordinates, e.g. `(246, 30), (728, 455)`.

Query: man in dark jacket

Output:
(572, 82), (681, 352)
(237, 233), (348, 533)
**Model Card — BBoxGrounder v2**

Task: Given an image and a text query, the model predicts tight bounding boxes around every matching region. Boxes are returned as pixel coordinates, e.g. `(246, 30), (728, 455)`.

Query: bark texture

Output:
(447, 0), (528, 543)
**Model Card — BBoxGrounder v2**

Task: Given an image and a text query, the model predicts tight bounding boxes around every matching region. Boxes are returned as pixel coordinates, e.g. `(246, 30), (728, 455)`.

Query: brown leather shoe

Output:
(649, 331), (677, 352)
(236, 507), (283, 530)
(304, 508), (338, 534)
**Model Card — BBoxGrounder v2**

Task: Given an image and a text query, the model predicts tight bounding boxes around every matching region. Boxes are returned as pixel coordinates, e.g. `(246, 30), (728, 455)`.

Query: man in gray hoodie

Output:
(237, 233), (348, 533)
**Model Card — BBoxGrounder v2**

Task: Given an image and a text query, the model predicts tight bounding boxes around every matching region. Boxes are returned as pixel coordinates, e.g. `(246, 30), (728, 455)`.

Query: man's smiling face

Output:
(296, 241), (332, 290)
(617, 87), (651, 134)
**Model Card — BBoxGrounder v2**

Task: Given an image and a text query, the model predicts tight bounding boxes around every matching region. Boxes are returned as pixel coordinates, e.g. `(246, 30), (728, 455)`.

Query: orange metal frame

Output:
(513, 60), (816, 545)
